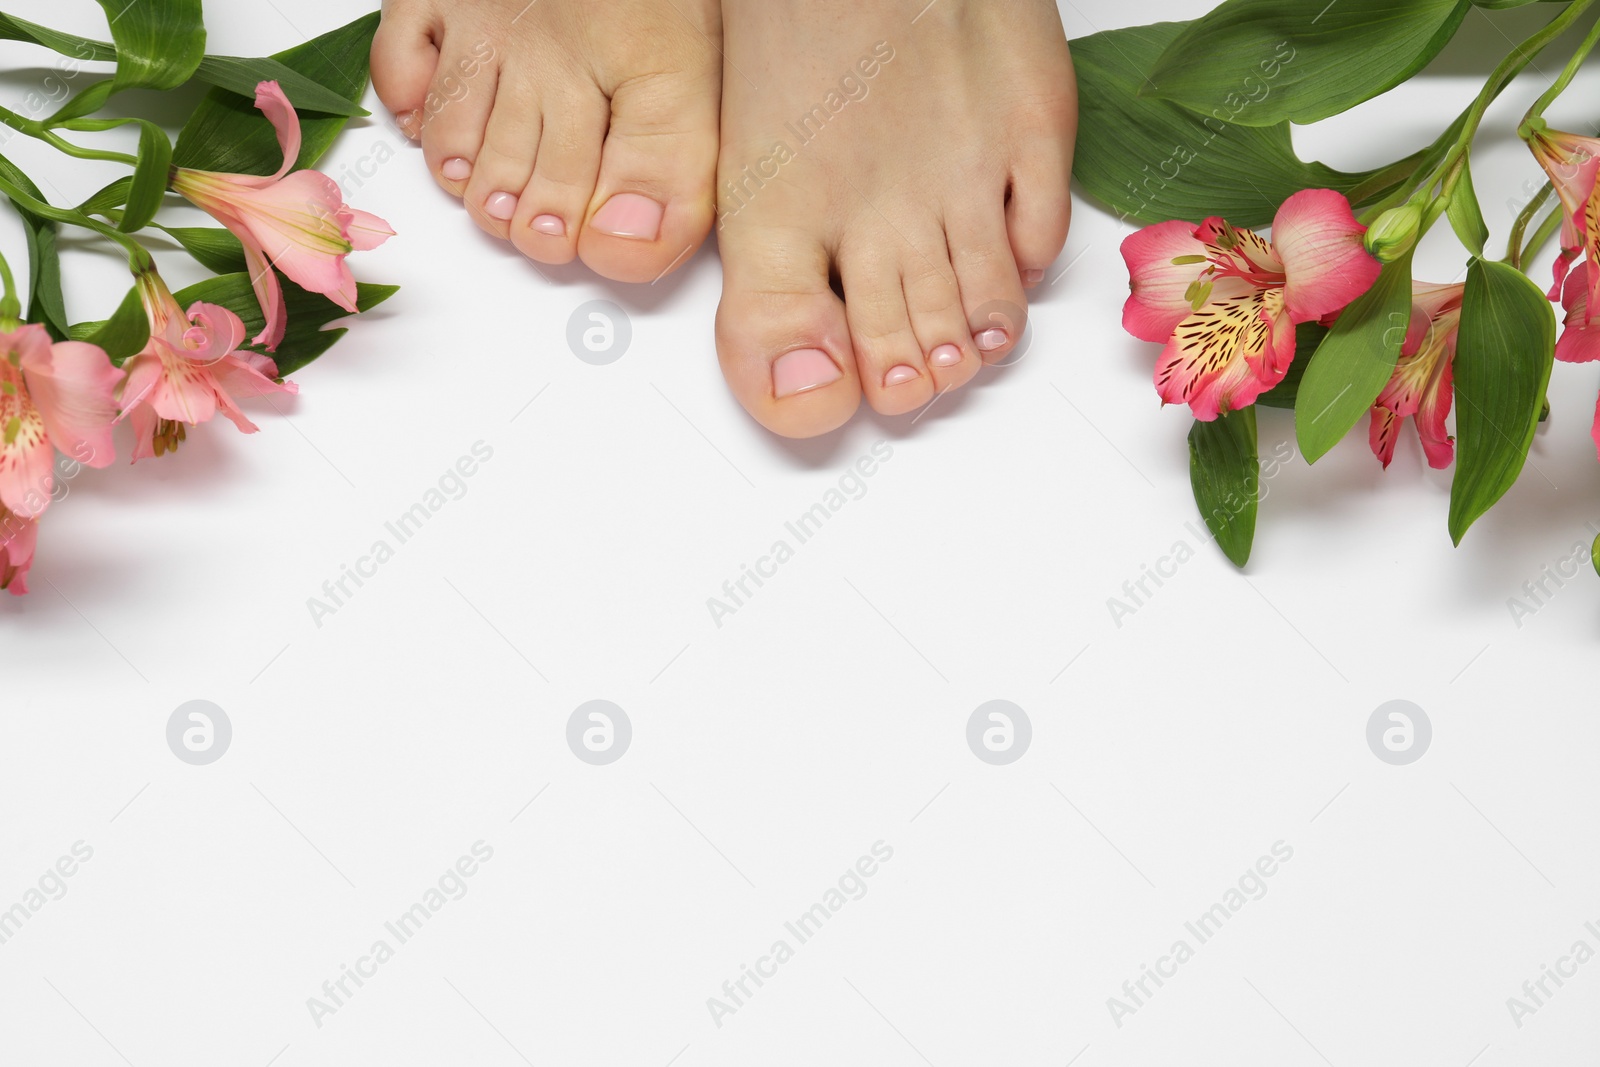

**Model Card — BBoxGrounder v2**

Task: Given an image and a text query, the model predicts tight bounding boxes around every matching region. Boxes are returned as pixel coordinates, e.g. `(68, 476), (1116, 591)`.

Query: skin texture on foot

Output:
(714, 0), (1077, 438)
(371, 0), (722, 283)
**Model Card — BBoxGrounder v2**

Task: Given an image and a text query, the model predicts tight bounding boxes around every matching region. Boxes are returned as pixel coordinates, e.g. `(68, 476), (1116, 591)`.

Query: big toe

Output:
(716, 225), (860, 438)
(577, 72), (722, 284)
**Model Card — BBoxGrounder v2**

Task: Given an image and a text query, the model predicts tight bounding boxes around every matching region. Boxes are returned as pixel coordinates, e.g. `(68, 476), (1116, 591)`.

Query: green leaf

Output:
(1446, 158), (1489, 256)
(174, 12), (380, 175)
(69, 284), (148, 365)
(1073, 22), (1417, 227)
(0, 153), (67, 338)
(76, 176), (132, 219)
(194, 56), (366, 117)
(1591, 533), (1600, 577)
(156, 226), (248, 274)
(1294, 253), (1415, 463)
(1189, 407), (1259, 568)
(94, 0), (205, 92)
(119, 121), (172, 231)
(1448, 258), (1555, 544)
(1144, 0), (1472, 127)
(172, 272), (398, 376)
(0, 12), (115, 61)
(1257, 322), (1326, 410)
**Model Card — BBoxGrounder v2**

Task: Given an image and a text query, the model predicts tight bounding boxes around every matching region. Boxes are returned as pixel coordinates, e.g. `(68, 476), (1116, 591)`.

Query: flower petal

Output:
(1557, 265), (1600, 363)
(346, 209), (395, 252)
(1369, 407), (1401, 469)
(1154, 291), (1275, 420)
(1121, 220), (1208, 343)
(21, 337), (122, 471)
(0, 510), (37, 594)
(242, 241), (287, 351)
(254, 80), (303, 183)
(1273, 189), (1382, 323)
(183, 301), (249, 365)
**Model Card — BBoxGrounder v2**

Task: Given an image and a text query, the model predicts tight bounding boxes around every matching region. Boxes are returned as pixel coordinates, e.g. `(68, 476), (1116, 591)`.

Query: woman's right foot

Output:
(371, 0), (722, 283)
(714, 0), (1077, 438)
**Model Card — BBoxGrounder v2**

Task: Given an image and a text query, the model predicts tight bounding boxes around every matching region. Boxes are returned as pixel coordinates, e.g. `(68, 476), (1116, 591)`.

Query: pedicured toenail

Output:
(395, 109), (422, 140)
(591, 193), (664, 241)
(930, 344), (963, 368)
(532, 214), (566, 236)
(883, 364), (921, 387)
(441, 157), (472, 181)
(1022, 269), (1045, 287)
(485, 191), (518, 221)
(975, 328), (1009, 351)
(773, 348), (842, 398)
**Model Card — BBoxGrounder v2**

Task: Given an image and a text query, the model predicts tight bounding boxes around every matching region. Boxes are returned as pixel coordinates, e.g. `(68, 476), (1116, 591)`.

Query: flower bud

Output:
(1364, 204), (1423, 263)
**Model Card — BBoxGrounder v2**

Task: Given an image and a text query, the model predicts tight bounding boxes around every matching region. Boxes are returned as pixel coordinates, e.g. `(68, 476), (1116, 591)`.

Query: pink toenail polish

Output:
(773, 348), (842, 399)
(441, 157), (472, 181)
(591, 192), (664, 241)
(883, 364), (921, 387)
(485, 192), (518, 220)
(975, 327), (1009, 351)
(395, 109), (422, 139)
(930, 344), (963, 368)
(1022, 269), (1045, 287)
(531, 214), (566, 236)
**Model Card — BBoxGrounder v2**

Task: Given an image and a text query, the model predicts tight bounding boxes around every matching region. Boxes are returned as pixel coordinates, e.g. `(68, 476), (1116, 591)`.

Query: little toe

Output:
(416, 40), (500, 197)
(948, 209), (1030, 365)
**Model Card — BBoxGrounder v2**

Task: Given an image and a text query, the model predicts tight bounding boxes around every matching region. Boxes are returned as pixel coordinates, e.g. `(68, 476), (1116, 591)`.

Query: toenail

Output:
(773, 348), (842, 398)
(930, 344), (963, 368)
(1022, 269), (1045, 287)
(395, 109), (422, 140)
(883, 364), (922, 387)
(532, 214), (566, 236)
(484, 192), (519, 221)
(591, 193), (664, 241)
(441, 157), (472, 181)
(975, 328), (1009, 352)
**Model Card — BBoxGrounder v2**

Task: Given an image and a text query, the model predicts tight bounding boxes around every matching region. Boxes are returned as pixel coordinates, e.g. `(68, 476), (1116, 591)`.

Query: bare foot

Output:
(714, 0), (1077, 437)
(371, 0), (721, 282)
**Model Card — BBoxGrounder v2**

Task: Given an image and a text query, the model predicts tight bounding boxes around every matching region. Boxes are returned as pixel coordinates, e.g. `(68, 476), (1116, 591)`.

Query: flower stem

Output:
(0, 247), (18, 325)
(1506, 180), (1556, 267)
(0, 169), (152, 273)
(1518, 204), (1566, 274)
(1434, 0), (1597, 196)
(1525, 8), (1600, 122)
(0, 103), (138, 167)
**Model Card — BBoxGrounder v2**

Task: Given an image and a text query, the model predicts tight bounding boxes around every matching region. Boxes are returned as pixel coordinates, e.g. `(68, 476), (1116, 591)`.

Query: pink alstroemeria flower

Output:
(1369, 282), (1464, 469)
(0, 508), (36, 594)
(1122, 189), (1381, 420)
(0, 323), (120, 518)
(117, 272), (298, 461)
(1526, 123), (1600, 312)
(171, 81), (394, 351)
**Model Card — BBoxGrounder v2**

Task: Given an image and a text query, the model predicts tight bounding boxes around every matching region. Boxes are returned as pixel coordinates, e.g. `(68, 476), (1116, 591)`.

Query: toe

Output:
(838, 246), (934, 417)
(716, 225), (859, 438)
(510, 89), (609, 267)
(416, 39), (501, 197)
(369, 2), (439, 138)
(577, 73), (720, 284)
(948, 207), (1029, 365)
(901, 241), (982, 398)
(1006, 138), (1076, 293)
(461, 72), (543, 239)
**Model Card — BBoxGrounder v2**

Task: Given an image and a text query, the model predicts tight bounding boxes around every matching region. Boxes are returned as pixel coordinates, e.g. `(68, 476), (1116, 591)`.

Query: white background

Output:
(2, 0), (1598, 1064)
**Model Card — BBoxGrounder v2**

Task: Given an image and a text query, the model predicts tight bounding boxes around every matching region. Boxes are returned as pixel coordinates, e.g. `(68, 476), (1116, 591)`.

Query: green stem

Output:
(0, 103), (137, 167)
(1526, 8), (1600, 122)
(1433, 0), (1597, 197)
(1507, 181), (1556, 267)
(0, 171), (151, 273)
(0, 247), (18, 325)
(1518, 205), (1566, 273)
